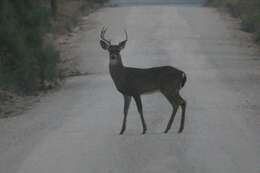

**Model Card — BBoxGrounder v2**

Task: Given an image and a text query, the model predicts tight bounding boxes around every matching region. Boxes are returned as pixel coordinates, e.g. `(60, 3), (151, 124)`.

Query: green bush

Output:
(255, 31), (260, 42)
(0, 0), (60, 94)
(241, 14), (260, 33)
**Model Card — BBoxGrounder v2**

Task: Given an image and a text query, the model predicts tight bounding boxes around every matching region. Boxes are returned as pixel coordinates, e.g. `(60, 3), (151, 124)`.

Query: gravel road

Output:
(0, 1), (260, 173)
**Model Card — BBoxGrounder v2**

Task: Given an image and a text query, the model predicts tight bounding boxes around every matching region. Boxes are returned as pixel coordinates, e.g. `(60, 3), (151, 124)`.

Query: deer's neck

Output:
(109, 58), (126, 91)
(109, 58), (124, 77)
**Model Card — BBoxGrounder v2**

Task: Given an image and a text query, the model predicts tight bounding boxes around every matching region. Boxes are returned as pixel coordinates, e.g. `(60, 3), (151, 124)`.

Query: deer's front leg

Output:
(133, 95), (147, 134)
(120, 95), (131, 135)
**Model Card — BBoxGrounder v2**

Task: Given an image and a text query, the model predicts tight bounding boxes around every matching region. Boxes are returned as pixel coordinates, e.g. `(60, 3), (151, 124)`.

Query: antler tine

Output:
(100, 27), (104, 36)
(100, 27), (105, 40)
(100, 27), (111, 45)
(124, 29), (128, 42)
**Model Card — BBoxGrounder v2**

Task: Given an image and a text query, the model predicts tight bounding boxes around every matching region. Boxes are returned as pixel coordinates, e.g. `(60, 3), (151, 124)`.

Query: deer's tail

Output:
(181, 72), (187, 88)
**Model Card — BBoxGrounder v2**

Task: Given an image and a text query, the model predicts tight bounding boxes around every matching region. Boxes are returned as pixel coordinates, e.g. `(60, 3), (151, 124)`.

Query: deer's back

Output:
(113, 66), (184, 95)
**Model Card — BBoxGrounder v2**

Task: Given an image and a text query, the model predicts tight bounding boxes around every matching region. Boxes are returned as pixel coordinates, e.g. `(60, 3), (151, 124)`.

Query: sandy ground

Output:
(0, 2), (260, 173)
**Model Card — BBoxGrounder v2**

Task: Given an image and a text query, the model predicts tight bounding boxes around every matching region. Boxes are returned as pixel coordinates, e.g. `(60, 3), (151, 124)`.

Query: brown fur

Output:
(100, 28), (187, 134)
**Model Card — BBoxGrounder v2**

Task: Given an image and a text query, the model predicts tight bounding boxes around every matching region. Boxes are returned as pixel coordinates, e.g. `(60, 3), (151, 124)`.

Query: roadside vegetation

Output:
(0, 0), (106, 94)
(0, 0), (59, 94)
(206, 0), (260, 42)
(0, 0), (106, 117)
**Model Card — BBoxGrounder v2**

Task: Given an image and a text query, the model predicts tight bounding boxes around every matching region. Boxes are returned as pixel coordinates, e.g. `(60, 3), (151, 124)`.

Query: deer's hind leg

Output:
(161, 88), (180, 133)
(160, 78), (187, 133)
(177, 94), (186, 133)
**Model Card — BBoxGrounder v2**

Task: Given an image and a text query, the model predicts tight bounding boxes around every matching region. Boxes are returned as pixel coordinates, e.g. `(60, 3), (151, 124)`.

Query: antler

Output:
(123, 29), (128, 43)
(100, 27), (111, 45)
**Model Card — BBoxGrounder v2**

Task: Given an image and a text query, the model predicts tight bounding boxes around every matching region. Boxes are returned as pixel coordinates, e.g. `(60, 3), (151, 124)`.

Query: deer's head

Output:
(100, 27), (127, 65)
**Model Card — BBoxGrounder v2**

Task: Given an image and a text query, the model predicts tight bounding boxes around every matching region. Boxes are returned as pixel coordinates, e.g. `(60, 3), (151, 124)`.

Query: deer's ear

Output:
(100, 40), (110, 50)
(118, 40), (127, 50)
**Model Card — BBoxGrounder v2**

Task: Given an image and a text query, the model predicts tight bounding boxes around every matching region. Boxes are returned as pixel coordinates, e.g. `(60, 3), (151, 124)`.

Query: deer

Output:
(99, 27), (187, 135)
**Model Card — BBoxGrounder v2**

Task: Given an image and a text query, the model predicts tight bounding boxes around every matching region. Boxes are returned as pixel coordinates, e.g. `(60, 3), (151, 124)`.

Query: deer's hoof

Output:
(178, 129), (183, 134)
(164, 129), (169, 134)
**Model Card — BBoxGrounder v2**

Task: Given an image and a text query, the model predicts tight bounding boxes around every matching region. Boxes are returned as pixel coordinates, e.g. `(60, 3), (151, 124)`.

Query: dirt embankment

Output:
(53, 0), (103, 35)
(54, 0), (104, 77)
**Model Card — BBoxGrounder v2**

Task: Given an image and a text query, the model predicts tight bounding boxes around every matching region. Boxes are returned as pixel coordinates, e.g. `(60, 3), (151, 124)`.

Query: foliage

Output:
(0, 0), (60, 94)
(206, 0), (260, 42)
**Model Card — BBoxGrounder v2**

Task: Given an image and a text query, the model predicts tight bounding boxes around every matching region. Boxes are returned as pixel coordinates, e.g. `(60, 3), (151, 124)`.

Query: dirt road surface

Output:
(1, 1), (260, 173)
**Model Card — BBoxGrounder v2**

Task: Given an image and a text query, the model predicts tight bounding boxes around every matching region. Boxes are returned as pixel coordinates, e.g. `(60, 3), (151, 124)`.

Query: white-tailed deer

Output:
(100, 27), (187, 134)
